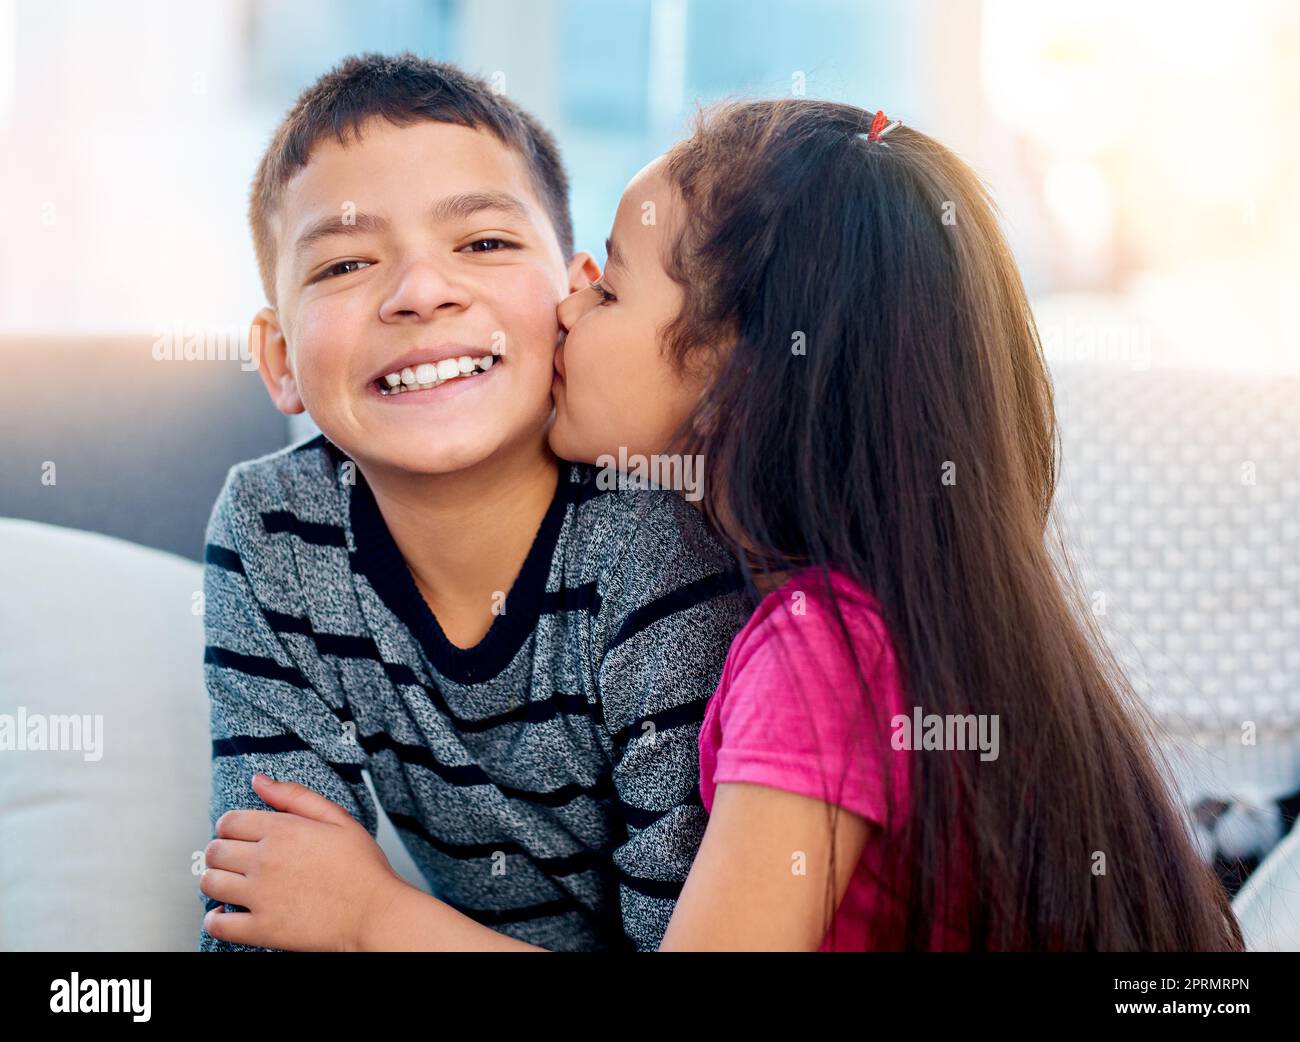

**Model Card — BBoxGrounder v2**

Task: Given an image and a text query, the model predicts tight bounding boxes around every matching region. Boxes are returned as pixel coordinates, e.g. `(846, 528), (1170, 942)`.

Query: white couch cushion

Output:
(0, 519), (211, 950)
(1233, 819), (1300, 951)
(0, 518), (426, 951)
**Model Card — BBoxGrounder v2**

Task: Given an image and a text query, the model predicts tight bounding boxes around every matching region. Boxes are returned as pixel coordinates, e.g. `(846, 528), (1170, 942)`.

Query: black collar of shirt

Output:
(342, 443), (569, 686)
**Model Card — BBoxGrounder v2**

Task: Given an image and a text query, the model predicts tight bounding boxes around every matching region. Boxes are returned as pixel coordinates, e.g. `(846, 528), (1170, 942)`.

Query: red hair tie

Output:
(866, 110), (903, 144)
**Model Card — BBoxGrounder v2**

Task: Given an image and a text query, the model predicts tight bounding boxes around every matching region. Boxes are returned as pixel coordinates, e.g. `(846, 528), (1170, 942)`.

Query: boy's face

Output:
(255, 118), (592, 477)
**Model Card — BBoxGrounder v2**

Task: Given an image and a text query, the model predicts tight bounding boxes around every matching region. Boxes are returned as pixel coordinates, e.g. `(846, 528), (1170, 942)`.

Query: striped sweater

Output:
(198, 434), (750, 951)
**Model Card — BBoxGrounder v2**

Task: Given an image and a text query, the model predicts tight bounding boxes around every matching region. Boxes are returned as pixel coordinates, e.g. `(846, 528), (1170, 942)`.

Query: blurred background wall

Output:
(1, 0), (1295, 369)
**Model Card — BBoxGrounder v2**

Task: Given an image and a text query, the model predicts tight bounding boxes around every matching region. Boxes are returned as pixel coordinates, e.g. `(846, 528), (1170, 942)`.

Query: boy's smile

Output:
(253, 118), (578, 478)
(367, 339), (503, 401)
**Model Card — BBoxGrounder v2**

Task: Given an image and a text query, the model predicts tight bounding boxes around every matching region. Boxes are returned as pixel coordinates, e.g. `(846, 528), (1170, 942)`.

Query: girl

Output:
(548, 100), (1242, 950)
(206, 100), (1242, 951)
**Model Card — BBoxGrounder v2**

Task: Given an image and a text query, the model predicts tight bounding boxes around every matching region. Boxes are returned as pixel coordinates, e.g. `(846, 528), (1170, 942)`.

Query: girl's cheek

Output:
(581, 339), (619, 407)
(562, 340), (602, 428)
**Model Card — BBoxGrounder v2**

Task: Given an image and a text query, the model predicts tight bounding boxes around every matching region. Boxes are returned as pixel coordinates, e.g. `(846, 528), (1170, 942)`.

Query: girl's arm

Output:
(660, 781), (872, 950)
(361, 781), (872, 951)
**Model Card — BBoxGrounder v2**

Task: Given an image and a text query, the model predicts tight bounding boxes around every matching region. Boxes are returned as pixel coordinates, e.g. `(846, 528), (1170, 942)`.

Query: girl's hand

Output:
(200, 773), (409, 951)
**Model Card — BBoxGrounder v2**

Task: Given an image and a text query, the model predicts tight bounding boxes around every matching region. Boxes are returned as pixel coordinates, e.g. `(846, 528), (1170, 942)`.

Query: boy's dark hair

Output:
(249, 52), (574, 303)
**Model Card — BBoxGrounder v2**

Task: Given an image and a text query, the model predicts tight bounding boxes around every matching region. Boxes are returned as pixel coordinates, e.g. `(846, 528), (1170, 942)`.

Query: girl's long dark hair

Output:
(661, 99), (1241, 950)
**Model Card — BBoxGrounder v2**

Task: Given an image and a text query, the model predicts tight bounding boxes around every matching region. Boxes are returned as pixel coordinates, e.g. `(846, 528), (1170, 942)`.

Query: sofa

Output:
(1, 333), (1297, 950)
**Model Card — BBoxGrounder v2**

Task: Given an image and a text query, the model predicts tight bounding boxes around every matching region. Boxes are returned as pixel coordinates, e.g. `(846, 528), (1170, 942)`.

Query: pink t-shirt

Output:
(698, 567), (964, 950)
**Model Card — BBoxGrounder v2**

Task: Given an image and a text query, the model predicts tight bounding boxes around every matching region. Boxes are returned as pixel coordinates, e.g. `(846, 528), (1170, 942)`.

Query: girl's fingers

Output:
(204, 837), (256, 874)
(199, 866), (252, 908)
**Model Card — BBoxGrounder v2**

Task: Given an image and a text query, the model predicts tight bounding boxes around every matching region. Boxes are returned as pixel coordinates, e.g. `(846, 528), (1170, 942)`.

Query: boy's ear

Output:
(250, 307), (305, 415)
(566, 251), (601, 294)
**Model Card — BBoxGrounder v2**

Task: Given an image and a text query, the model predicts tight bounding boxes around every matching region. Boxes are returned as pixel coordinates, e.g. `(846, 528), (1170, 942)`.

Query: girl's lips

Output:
(365, 360), (502, 404)
(553, 343), (566, 381)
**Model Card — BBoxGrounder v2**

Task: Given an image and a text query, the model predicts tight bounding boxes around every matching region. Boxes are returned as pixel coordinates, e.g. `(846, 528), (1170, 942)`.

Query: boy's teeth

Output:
(376, 354), (501, 395)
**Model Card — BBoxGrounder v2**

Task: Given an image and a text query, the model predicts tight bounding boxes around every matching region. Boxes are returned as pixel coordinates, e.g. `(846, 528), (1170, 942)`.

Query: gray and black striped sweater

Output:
(198, 434), (750, 952)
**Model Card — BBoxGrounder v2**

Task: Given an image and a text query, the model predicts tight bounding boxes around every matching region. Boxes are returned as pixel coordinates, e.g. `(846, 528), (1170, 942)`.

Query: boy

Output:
(197, 53), (748, 951)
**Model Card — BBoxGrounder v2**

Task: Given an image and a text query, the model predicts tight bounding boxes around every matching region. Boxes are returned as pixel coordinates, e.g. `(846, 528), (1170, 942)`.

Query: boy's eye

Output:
(459, 238), (518, 254)
(316, 259), (371, 281)
(590, 280), (616, 305)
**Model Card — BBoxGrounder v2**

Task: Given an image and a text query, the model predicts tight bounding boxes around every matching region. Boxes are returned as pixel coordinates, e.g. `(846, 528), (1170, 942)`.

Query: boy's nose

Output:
(557, 285), (596, 333)
(380, 260), (472, 322)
